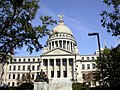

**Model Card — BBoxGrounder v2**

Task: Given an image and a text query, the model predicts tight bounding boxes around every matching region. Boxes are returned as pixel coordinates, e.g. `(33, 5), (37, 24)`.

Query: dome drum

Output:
(45, 16), (77, 53)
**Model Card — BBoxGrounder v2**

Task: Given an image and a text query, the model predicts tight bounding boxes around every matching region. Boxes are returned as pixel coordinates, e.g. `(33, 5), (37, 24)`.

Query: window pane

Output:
(57, 71), (60, 78)
(87, 64), (90, 69)
(51, 71), (54, 78)
(82, 64), (85, 69)
(63, 71), (67, 77)
(87, 57), (89, 60)
(56, 59), (60, 66)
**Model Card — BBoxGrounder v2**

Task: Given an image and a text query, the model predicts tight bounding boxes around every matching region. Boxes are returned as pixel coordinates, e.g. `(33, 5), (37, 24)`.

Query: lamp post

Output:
(88, 33), (103, 86)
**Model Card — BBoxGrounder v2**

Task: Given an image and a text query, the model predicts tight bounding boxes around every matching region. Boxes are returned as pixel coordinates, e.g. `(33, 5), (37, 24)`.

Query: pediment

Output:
(42, 48), (74, 55)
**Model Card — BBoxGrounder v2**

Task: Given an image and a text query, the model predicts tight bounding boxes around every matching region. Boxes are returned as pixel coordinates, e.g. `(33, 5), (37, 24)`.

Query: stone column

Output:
(50, 42), (52, 50)
(54, 59), (57, 78)
(58, 40), (60, 48)
(66, 41), (67, 50)
(70, 41), (71, 51)
(73, 58), (76, 82)
(47, 59), (50, 78)
(60, 59), (63, 78)
(72, 43), (74, 51)
(40, 59), (43, 70)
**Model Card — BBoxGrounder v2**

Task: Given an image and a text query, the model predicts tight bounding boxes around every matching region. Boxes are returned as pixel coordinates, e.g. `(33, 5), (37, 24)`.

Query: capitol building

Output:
(1, 16), (99, 88)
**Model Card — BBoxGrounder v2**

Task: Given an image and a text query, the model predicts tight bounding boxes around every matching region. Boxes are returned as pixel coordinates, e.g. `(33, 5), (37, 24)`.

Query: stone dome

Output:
(52, 15), (73, 35)
(53, 23), (73, 35)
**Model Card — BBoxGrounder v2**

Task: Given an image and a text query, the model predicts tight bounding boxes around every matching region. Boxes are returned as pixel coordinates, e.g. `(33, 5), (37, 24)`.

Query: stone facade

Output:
(2, 16), (98, 87)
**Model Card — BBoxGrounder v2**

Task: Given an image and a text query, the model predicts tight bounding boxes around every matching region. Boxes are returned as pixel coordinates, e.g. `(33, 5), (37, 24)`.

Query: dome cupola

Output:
(52, 15), (73, 35)
(43, 15), (78, 54)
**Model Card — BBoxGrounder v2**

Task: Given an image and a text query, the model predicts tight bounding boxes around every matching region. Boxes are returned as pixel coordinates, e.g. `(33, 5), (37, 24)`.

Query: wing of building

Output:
(2, 16), (99, 87)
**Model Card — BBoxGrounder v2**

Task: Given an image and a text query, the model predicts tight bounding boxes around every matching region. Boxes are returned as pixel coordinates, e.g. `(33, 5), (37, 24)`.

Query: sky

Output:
(15, 0), (120, 56)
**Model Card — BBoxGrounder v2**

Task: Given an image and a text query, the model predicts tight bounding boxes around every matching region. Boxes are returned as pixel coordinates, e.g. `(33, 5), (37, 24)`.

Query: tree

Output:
(16, 73), (33, 86)
(100, 0), (120, 36)
(0, 0), (56, 62)
(95, 45), (120, 87)
(82, 71), (96, 86)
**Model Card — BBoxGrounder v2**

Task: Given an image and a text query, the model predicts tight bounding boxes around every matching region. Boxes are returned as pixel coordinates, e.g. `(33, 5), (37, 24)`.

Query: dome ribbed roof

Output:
(53, 23), (73, 35)
(52, 15), (73, 35)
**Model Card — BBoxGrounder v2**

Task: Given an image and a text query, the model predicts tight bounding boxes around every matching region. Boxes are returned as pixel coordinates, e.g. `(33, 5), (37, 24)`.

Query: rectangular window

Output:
(82, 64), (85, 70)
(57, 71), (60, 78)
(87, 57), (89, 60)
(18, 66), (20, 70)
(92, 57), (94, 60)
(92, 63), (96, 69)
(62, 59), (67, 66)
(9, 74), (11, 79)
(69, 58), (73, 66)
(13, 66), (16, 70)
(87, 64), (90, 69)
(43, 59), (48, 66)
(50, 59), (54, 66)
(56, 59), (60, 66)
(51, 71), (54, 78)
(28, 66), (30, 70)
(19, 59), (21, 62)
(17, 74), (20, 79)
(23, 59), (26, 62)
(13, 74), (15, 79)
(9, 66), (11, 70)
(37, 66), (39, 70)
(82, 57), (84, 60)
(23, 66), (25, 70)
(63, 71), (67, 77)
(32, 74), (34, 79)
(33, 58), (35, 62)
(12, 82), (14, 86)
(14, 59), (16, 62)
(28, 59), (30, 62)
(32, 66), (34, 70)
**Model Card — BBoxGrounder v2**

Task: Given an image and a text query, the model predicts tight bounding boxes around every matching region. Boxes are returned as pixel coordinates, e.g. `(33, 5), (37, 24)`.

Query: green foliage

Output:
(95, 44), (120, 87)
(100, 0), (120, 36)
(82, 71), (95, 85)
(16, 73), (33, 85)
(0, 0), (56, 62)
(72, 83), (90, 90)
(18, 83), (33, 90)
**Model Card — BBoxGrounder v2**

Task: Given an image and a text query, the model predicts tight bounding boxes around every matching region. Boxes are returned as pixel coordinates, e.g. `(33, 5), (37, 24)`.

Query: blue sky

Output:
(15, 0), (119, 56)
